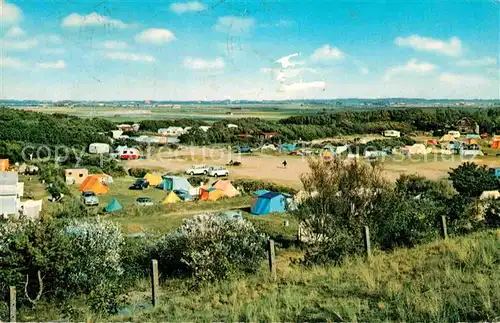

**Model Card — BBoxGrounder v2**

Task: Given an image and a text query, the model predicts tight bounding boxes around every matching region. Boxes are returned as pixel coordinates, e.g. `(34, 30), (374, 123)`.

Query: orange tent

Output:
(200, 187), (224, 201)
(79, 175), (109, 194)
(0, 159), (9, 171)
(91, 173), (113, 184)
(492, 141), (500, 149)
(212, 180), (240, 198)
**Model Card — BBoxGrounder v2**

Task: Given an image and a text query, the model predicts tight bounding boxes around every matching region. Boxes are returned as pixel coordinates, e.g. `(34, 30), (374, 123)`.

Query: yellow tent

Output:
(162, 191), (181, 204)
(212, 180), (240, 198)
(200, 187), (224, 201)
(144, 173), (162, 186)
(440, 134), (455, 142)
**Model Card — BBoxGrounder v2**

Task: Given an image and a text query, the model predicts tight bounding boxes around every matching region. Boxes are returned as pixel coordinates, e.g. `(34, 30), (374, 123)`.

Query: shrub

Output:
(52, 197), (93, 219)
(152, 213), (266, 284)
(484, 199), (500, 228)
(128, 167), (148, 178)
(232, 179), (297, 195)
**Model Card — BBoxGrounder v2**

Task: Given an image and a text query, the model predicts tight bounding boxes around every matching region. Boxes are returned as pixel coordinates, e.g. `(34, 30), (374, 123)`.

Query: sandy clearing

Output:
(126, 147), (500, 188)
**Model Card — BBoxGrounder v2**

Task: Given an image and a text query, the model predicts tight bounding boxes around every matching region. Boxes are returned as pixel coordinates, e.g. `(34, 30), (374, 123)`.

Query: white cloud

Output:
(384, 59), (437, 80)
(0, 2), (22, 26)
(456, 56), (497, 67)
(41, 48), (66, 55)
(170, 1), (206, 14)
(61, 12), (129, 29)
(311, 44), (344, 61)
(0, 56), (25, 69)
(103, 40), (127, 49)
(439, 72), (490, 86)
(359, 67), (369, 75)
(275, 53), (304, 69)
(5, 26), (25, 38)
(395, 35), (462, 57)
(45, 34), (63, 44)
(102, 51), (155, 63)
(183, 57), (225, 70)
(261, 67), (317, 82)
(37, 60), (66, 69)
(135, 28), (176, 45)
(281, 81), (326, 92)
(214, 16), (255, 34)
(1, 39), (38, 51)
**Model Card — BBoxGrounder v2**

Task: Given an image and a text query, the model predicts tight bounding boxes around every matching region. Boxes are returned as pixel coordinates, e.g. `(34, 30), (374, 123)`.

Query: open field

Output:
(17, 104), (326, 122)
(126, 147), (500, 188)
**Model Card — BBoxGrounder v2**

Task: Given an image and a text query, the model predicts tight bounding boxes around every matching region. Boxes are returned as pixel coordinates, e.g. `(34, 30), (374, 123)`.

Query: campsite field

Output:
(22, 174), (296, 235)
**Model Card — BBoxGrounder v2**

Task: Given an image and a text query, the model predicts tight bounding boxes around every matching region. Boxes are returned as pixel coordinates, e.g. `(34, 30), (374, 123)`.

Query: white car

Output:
(185, 165), (212, 176)
(209, 166), (229, 178)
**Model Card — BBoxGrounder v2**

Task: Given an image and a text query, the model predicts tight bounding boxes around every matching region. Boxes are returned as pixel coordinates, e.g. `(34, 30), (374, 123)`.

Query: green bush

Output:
(232, 179), (297, 195)
(52, 197), (93, 219)
(152, 213), (266, 285)
(128, 167), (148, 178)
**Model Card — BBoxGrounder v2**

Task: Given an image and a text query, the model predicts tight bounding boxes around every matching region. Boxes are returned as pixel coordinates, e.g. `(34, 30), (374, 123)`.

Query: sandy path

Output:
(126, 147), (500, 188)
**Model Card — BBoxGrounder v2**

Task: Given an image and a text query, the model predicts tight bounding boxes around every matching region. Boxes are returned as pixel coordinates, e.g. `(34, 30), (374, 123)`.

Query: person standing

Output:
(282, 160), (287, 169)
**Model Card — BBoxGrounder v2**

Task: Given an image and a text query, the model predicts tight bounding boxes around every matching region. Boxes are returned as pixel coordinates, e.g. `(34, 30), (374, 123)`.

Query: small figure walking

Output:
(282, 160), (287, 169)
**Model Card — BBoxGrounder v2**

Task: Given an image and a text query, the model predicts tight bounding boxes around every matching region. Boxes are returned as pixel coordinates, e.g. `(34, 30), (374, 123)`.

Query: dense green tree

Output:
(448, 162), (499, 198)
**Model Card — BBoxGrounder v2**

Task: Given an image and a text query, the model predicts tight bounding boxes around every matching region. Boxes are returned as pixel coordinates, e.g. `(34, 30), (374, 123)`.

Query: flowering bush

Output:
(153, 213), (266, 284)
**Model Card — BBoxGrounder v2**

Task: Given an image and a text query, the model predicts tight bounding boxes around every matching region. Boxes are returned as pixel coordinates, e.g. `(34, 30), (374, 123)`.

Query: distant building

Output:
(0, 172), (20, 216)
(383, 130), (401, 138)
(227, 124), (238, 129)
(158, 127), (184, 136)
(65, 169), (89, 185)
(455, 117), (479, 134)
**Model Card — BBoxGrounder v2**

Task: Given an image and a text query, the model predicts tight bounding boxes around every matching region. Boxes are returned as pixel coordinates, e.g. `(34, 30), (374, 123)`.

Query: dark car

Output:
(129, 179), (149, 190)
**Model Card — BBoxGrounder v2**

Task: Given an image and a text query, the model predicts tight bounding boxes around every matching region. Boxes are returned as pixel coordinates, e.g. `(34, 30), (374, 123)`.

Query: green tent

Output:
(104, 198), (122, 213)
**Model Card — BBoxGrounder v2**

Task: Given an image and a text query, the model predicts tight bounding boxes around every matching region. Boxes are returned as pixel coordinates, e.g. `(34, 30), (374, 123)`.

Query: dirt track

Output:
(126, 147), (500, 189)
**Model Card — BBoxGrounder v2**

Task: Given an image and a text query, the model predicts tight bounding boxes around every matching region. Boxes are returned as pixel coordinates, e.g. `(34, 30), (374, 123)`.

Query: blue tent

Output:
(251, 192), (288, 215)
(466, 134), (480, 139)
(252, 189), (270, 197)
(280, 144), (297, 152)
(157, 176), (193, 191)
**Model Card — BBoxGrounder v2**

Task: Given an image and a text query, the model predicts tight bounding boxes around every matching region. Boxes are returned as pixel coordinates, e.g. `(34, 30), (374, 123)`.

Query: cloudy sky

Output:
(1, 0), (498, 100)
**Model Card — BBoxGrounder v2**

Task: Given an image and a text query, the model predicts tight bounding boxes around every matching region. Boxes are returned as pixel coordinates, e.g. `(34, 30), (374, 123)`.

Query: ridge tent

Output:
(144, 173), (162, 186)
(200, 187), (224, 201)
(212, 180), (239, 197)
(280, 144), (297, 152)
(157, 176), (193, 192)
(251, 192), (289, 215)
(79, 175), (109, 194)
(104, 199), (122, 213)
(163, 191), (181, 204)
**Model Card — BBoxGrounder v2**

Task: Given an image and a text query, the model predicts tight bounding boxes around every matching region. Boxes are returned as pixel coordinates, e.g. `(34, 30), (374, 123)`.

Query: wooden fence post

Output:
(364, 226), (372, 260)
(268, 239), (276, 281)
(441, 215), (448, 240)
(9, 286), (16, 322)
(151, 259), (159, 307)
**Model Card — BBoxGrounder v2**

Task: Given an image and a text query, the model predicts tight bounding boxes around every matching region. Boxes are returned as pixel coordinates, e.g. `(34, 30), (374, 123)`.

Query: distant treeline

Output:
(0, 108), (114, 146)
(176, 107), (500, 145)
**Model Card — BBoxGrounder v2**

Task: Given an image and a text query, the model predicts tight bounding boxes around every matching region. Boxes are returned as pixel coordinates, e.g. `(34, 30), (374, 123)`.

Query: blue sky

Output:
(1, 0), (498, 100)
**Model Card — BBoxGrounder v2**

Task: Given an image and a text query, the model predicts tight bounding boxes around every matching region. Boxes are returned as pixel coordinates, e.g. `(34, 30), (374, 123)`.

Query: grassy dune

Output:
(114, 230), (500, 322)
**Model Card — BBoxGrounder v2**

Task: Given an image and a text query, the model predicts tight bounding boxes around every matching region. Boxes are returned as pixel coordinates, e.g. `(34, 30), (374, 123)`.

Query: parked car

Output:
(235, 146), (252, 153)
(129, 179), (149, 190)
(135, 197), (154, 207)
(185, 165), (212, 176)
(81, 191), (99, 206)
(174, 189), (195, 201)
(209, 166), (229, 178)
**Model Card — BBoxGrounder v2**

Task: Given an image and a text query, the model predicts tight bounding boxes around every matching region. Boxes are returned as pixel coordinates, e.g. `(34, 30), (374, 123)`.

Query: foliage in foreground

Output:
(112, 230), (500, 322)
(152, 214), (266, 284)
